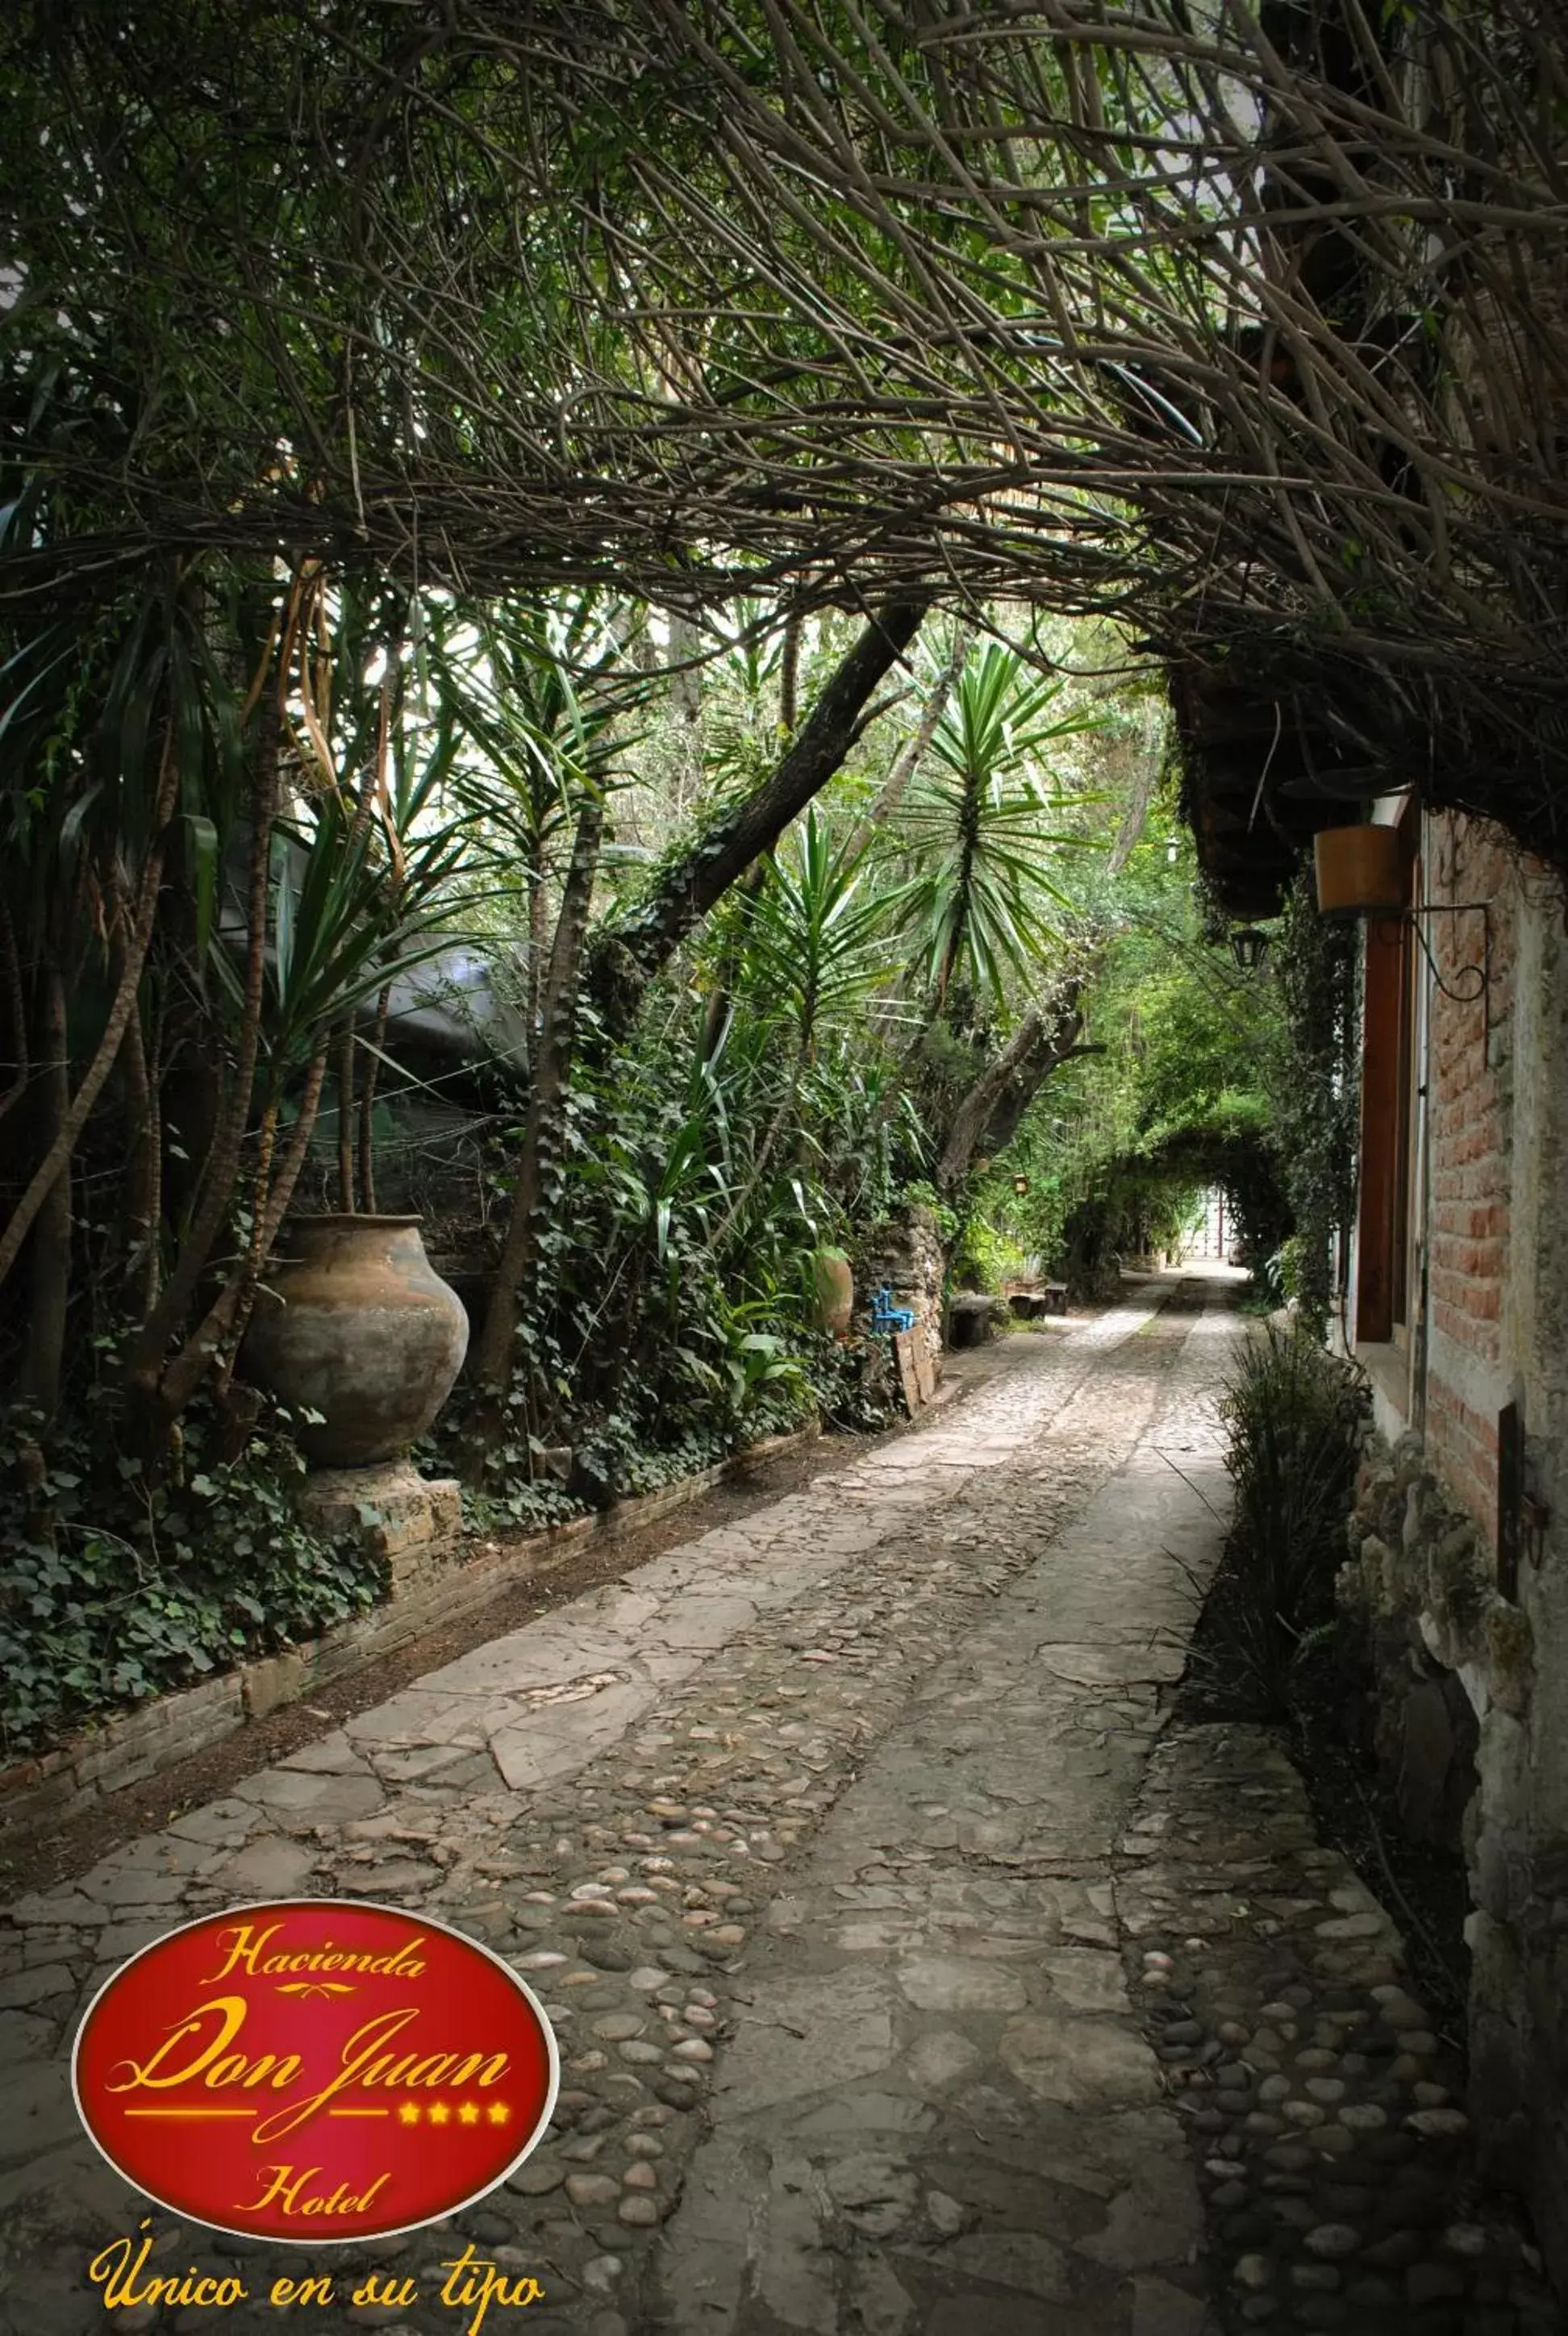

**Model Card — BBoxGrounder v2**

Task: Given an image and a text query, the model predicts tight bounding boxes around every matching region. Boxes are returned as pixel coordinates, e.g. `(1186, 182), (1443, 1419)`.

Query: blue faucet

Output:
(870, 1283), (916, 1333)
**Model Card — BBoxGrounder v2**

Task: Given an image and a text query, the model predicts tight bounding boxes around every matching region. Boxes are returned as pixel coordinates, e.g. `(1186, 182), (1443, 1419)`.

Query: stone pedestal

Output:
(298, 1460), (463, 1596)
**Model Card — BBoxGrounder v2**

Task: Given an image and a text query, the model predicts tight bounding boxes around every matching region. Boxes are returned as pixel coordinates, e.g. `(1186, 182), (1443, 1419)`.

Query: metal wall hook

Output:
(1370, 902), (1491, 1037)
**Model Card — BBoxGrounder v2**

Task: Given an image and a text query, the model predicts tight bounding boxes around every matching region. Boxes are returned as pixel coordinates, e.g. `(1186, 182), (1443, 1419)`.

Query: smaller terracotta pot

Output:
(811, 1246), (855, 1337)
(1314, 824), (1403, 919)
(242, 1215), (469, 1468)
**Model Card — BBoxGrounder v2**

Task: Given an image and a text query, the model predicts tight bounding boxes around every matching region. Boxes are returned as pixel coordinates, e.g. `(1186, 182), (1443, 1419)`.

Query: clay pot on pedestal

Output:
(241, 1215), (469, 1467)
(811, 1245), (855, 1338)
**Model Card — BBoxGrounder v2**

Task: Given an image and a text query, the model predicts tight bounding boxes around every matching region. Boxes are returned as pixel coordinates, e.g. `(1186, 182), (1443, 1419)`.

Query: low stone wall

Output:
(0, 1425), (819, 1850)
(1341, 1429), (1567, 2254)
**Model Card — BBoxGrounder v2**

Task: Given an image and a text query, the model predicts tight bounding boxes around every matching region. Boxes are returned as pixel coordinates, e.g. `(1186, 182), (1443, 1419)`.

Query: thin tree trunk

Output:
(667, 611), (703, 810)
(125, 695), (279, 1388)
(526, 835), (551, 1056)
(591, 598), (926, 1044)
(779, 613), (802, 738)
(354, 666), (398, 1216)
(138, 998), (165, 1320)
(850, 618), (973, 852)
(336, 1019), (356, 1210)
(172, 1038), (332, 1416)
(0, 731), (180, 1295)
(357, 982), (390, 1213)
(19, 960), (71, 1417)
(109, 855), (161, 1313)
(119, 978), (160, 1317)
(328, 713), (386, 1218)
(932, 749), (982, 1014)
(0, 897), (27, 1128)
(465, 791), (606, 1451)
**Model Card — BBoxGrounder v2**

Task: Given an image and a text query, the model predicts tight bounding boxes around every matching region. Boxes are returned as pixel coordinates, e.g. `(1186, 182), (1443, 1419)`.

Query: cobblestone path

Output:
(1125, 1727), (1555, 2336)
(5, 1278), (1545, 2336)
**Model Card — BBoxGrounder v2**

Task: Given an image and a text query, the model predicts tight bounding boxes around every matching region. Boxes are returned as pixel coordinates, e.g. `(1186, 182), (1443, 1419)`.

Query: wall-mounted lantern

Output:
(1229, 925), (1270, 974)
(1012, 1173), (1031, 1196)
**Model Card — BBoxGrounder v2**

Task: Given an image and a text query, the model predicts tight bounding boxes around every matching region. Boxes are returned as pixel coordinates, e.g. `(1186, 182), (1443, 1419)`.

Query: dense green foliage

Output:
(0, 1396), (377, 1750)
(4, 2), (1387, 1754)
(972, 817), (1287, 1295)
(0, 528), (1341, 1763)
(0, 582), (1175, 1750)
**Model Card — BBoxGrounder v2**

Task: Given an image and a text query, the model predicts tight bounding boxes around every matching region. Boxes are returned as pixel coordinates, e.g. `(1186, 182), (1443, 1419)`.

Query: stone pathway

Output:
(1, 1279), (1550, 2335)
(1124, 1729), (1556, 2336)
(649, 1286), (1237, 2336)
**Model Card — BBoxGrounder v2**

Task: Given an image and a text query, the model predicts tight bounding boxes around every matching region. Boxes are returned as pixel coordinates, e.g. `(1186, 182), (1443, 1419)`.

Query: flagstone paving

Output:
(0, 1280), (1554, 2334)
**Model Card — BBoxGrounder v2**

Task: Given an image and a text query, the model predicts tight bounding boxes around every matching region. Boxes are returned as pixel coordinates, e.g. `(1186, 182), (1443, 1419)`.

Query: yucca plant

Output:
(887, 642), (1100, 1011)
(740, 807), (899, 1061)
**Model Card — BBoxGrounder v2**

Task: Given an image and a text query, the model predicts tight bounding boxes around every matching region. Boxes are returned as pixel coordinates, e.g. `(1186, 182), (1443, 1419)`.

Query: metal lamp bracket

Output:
(1371, 902), (1492, 1040)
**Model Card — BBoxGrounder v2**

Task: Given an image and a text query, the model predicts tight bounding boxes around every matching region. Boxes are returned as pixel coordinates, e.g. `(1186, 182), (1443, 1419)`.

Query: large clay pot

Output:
(242, 1215), (469, 1467)
(811, 1245), (855, 1337)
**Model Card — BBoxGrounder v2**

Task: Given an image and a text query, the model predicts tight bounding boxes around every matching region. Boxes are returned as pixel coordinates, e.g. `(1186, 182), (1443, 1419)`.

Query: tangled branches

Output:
(6, 2), (1568, 850)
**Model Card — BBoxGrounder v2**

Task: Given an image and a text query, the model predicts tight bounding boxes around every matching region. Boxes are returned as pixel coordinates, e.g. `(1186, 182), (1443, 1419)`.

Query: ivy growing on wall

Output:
(1265, 867), (1361, 1341)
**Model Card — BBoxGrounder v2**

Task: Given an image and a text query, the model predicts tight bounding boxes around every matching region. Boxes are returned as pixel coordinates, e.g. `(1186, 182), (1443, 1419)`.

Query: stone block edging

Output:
(0, 1422), (820, 1848)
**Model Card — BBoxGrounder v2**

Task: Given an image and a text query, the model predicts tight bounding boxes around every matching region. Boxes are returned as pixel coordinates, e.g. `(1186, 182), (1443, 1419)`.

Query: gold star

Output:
(486, 2101), (511, 2125)
(398, 2102), (421, 2125)
(458, 2101), (481, 2126)
(427, 2100), (451, 2126)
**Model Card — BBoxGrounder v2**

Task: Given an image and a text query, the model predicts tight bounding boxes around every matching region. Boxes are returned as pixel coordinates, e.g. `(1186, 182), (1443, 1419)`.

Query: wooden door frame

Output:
(1355, 808), (1419, 1345)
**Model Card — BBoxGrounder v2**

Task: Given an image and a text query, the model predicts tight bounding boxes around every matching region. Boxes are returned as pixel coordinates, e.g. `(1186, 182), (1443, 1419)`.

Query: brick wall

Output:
(1349, 808), (1568, 2292)
(1423, 818), (1516, 1532)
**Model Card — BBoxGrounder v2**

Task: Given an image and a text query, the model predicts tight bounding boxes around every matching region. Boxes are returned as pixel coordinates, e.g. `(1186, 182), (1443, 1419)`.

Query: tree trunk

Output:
(590, 598), (927, 1045)
(779, 613), (802, 738)
(357, 982), (390, 1213)
(0, 731), (181, 1295)
(850, 618), (973, 850)
(934, 980), (1097, 1193)
(666, 611), (704, 810)
(526, 832), (551, 1056)
(336, 1019), (356, 1211)
(167, 1038), (332, 1419)
(125, 696), (279, 1395)
(0, 897), (27, 1130)
(19, 961), (71, 1418)
(119, 977), (161, 1318)
(465, 790), (606, 1457)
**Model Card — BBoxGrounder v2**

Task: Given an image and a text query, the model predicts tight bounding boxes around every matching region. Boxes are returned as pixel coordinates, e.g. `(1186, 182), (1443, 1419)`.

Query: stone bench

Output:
(1007, 1284), (1070, 1319)
(947, 1293), (1005, 1348)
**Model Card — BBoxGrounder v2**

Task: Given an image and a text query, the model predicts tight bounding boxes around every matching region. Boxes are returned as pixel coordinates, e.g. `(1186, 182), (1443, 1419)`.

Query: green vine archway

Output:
(1052, 1122), (1291, 1302)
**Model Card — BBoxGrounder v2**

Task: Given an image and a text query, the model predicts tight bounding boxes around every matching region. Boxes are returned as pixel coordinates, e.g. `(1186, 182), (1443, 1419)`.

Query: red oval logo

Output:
(72, 1900), (558, 2242)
